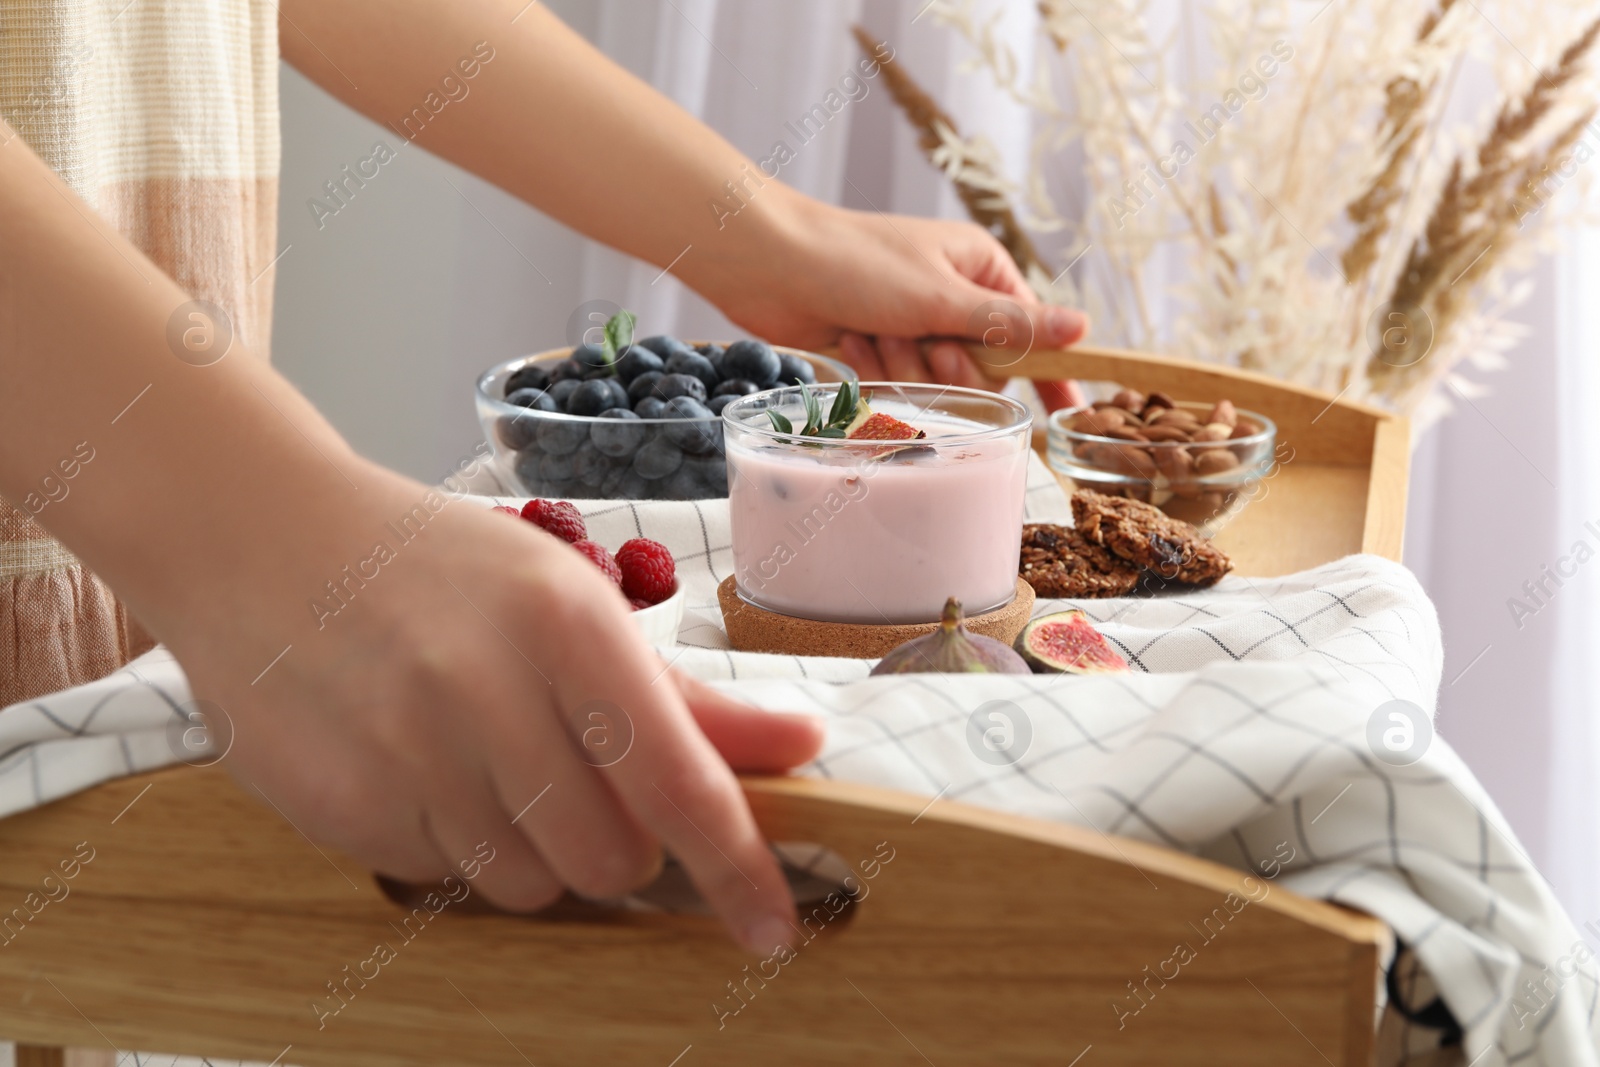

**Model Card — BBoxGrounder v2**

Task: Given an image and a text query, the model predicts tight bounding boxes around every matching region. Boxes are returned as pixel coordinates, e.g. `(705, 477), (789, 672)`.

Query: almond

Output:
(1153, 445), (1194, 482)
(1141, 391), (1176, 415)
(1207, 399), (1238, 428)
(1073, 409), (1125, 436)
(1192, 423), (1232, 442)
(1142, 424), (1192, 443)
(1151, 409), (1201, 429)
(1194, 448), (1239, 475)
(1111, 388), (1146, 412)
(1231, 418), (1263, 439)
(1105, 424), (1150, 442)
(1099, 443), (1159, 478)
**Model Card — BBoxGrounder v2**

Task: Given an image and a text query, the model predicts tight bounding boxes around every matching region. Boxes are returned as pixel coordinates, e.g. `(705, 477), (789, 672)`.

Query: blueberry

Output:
(605, 378), (630, 410)
(777, 353), (817, 385)
(574, 444), (609, 487)
(723, 340), (782, 386)
(506, 387), (558, 411)
(634, 396), (668, 419)
(665, 352), (719, 392)
(591, 408), (646, 457)
(691, 454), (730, 495)
(614, 346), (664, 384)
(505, 363), (552, 395)
(633, 440), (684, 480)
(712, 378), (759, 398)
(707, 394), (736, 416)
(571, 343), (612, 374)
(582, 366), (617, 380)
(497, 411), (541, 451)
(628, 371), (664, 405)
(567, 379), (618, 417)
(602, 465), (653, 498)
(663, 465), (705, 500)
(535, 418), (587, 456)
(540, 451), (578, 483)
(662, 397), (719, 454)
(654, 373), (707, 402)
(549, 359), (586, 383)
(695, 341), (724, 360)
(513, 449), (545, 491)
(639, 335), (692, 360)
(548, 379), (581, 409)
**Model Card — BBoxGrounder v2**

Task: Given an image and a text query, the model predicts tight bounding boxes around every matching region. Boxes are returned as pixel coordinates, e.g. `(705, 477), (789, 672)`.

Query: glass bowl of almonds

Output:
(1046, 389), (1277, 534)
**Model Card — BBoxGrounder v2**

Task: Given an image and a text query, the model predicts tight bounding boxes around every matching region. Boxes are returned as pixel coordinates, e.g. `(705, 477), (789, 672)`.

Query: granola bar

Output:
(1020, 522), (1142, 598)
(1070, 489), (1233, 587)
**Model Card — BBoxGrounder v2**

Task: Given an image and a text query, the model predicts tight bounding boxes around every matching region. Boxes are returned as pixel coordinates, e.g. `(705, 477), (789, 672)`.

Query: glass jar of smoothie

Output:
(722, 383), (1032, 625)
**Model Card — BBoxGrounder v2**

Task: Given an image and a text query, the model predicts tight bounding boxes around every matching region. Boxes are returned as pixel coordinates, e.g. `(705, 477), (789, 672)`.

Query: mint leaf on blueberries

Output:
(601, 309), (637, 366)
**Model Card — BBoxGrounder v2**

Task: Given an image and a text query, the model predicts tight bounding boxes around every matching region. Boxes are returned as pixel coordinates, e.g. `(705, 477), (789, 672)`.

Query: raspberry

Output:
(616, 538), (676, 604)
(520, 499), (586, 543)
(491, 505), (521, 517)
(629, 597), (651, 611)
(572, 540), (623, 585)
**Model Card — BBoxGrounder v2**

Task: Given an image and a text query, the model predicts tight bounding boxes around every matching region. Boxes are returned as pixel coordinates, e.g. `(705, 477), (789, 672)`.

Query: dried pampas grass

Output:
(863, 0), (1600, 421)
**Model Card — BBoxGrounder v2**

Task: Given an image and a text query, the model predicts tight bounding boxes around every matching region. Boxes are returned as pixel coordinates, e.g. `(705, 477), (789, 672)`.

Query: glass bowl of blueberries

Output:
(476, 327), (856, 501)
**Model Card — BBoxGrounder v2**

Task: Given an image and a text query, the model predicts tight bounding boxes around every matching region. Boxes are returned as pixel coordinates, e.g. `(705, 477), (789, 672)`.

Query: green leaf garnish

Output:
(799, 383), (823, 433)
(600, 309), (636, 368)
(763, 379), (865, 442)
(827, 380), (859, 426)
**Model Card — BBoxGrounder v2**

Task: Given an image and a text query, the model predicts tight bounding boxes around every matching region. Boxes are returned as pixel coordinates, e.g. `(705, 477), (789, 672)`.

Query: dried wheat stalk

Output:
(1369, 14), (1600, 391)
(850, 25), (1047, 278)
(908, 0), (1600, 420)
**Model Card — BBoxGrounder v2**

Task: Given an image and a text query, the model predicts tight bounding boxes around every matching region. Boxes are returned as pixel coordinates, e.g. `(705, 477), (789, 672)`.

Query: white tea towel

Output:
(2, 455), (1594, 1067)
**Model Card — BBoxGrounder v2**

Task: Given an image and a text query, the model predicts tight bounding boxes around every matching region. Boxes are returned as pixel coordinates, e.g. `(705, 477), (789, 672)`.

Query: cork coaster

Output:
(718, 576), (1035, 659)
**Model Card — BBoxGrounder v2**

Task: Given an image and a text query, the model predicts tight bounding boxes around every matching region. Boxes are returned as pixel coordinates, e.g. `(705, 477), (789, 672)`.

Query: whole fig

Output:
(870, 598), (1031, 676)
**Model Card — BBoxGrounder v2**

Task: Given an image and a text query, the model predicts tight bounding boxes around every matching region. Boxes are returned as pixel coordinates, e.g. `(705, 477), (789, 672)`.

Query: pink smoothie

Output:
(727, 407), (1029, 624)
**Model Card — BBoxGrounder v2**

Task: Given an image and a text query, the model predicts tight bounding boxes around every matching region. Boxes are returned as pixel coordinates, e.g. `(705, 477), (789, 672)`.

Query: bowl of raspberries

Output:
(502, 498), (684, 649)
(476, 309), (855, 501)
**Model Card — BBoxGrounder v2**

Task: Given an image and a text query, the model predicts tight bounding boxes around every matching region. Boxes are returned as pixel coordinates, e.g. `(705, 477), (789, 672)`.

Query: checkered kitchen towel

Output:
(3, 455), (1596, 1066)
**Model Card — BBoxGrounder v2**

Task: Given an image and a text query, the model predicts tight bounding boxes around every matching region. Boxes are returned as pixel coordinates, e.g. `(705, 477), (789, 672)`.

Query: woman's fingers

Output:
(421, 793), (566, 913)
(926, 339), (1000, 391)
(542, 611), (798, 954)
(838, 330), (887, 380)
(482, 687), (664, 902)
(675, 671), (825, 773)
(878, 335), (931, 383)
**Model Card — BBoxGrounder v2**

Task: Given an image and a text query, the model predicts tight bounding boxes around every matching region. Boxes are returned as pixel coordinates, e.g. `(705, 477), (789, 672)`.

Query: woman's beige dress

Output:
(0, 0), (280, 705)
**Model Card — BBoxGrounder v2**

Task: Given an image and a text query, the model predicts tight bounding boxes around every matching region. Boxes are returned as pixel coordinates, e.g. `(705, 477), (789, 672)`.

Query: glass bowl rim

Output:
(476, 343), (857, 427)
(722, 381), (1033, 450)
(1048, 401), (1277, 450)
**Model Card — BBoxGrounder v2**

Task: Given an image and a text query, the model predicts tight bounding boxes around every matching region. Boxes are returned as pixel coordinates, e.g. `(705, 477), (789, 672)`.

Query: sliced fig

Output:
(1015, 609), (1130, 675)
(846, 409), (926, 442)
(871, 598), (1031, 676)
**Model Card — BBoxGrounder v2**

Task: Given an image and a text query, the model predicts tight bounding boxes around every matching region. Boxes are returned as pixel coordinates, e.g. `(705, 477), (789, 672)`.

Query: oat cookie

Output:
(1020, 522), (1142, 598)
(1070, 489), (1233, 587)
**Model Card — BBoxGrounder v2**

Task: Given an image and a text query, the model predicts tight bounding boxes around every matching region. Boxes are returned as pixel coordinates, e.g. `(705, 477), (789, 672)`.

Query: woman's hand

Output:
(278, 2), (1087, 390)
(705, 197), (1089, 387)
(177, 461), (823, 954)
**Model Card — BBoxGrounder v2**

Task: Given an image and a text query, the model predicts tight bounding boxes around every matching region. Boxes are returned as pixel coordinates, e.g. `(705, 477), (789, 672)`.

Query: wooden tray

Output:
(3, 344), (1413, 1067)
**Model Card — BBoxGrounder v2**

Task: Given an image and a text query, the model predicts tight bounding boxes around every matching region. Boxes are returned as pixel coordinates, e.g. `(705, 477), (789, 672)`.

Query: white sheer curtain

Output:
(1548, 230), (1600, 918)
